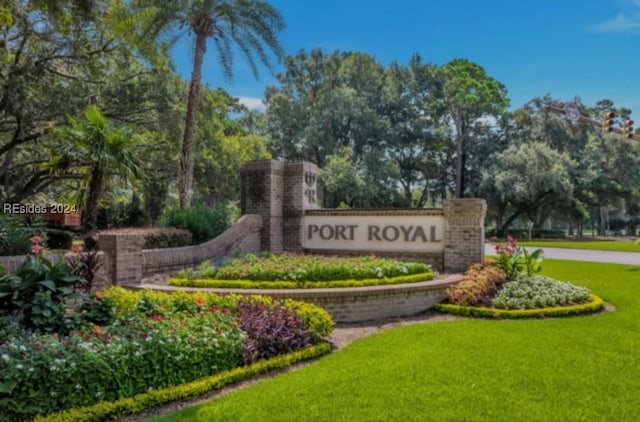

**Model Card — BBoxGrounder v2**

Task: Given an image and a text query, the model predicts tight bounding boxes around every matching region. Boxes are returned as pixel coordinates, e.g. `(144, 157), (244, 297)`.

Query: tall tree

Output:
(440, 59), (509, 198)
(57, 106), (142, 232)
(131, 0), (285, 209)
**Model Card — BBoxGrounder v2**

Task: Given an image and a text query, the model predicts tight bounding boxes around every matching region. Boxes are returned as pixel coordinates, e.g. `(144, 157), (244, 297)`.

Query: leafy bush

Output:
(65, 249), (105, 294)
(236, 298), (315, 364)
(35, 343), (332, 422)
(102, 287), (334, 340)
(0, 213), (43, 256)
(445, 263), (507, 306)
(0, 311), (245, 421)
(45, 229), (74, 250)
(159, 204), (231, 244)
(492, 275), (591, 310)
(0, 237), (86, 333)
(494, 236), (544, 280)
(200, 254), (432, 283)
(142, 228), (192, 249)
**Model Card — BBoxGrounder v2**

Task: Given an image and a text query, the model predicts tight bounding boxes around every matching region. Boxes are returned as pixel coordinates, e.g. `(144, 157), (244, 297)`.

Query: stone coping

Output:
(125, 274), (461, 296)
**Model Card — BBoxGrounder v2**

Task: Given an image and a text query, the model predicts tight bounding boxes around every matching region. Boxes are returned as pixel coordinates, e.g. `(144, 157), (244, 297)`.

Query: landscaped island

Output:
(169, 254), (435, 289)
(436, 237), (604, 318)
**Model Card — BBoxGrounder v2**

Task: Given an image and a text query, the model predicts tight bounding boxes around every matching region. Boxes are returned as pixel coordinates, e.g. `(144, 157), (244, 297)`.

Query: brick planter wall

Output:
(128, 274), (462, 323)
(98, 214), (262, 285)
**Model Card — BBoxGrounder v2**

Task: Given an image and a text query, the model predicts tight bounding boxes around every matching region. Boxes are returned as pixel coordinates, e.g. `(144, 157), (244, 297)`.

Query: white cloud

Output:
(237, 96), (266, 112)
(591, 12), (640, 32)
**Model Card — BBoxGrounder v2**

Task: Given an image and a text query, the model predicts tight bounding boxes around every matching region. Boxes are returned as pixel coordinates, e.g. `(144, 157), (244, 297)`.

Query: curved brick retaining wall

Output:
(127, 274), (462, 323)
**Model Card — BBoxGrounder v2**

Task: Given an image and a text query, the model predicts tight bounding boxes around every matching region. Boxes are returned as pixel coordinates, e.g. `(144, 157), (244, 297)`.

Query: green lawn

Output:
(510, 240), (640, 252)
(151, 260), (640, 422)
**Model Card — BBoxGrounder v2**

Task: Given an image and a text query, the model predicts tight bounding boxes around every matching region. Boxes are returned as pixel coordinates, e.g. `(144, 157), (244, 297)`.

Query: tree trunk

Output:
(454, 132), (464, 198)
(84, 164), (103, 232)
(179, 30), (208, 210)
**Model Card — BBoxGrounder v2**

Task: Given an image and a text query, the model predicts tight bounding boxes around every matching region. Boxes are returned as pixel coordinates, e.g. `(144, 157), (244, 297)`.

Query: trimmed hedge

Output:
(35, 342), (332, 422)
(142, 228), (192, 249)
(168, 272), (435, 289)
(435, 294), (604, 319)
(45, 228), (74, 250)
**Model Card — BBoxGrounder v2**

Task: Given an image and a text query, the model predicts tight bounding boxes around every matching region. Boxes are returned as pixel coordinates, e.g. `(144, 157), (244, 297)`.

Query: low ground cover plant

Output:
(171, 253), (434, 288)
(1, 273), (333, 421)
(492, 274), (591, 309)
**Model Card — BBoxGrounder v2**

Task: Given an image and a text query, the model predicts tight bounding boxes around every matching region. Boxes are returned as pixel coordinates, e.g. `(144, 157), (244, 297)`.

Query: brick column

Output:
(98, 234), (145, 285)
(283, 161), (318, 252)
(241, 160), (285, 253)
(443, 199), (486, 273)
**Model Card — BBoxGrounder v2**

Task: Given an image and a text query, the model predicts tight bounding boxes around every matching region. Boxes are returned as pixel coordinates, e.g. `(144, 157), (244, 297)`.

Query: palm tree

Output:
(62, 105), (142, 232)
(132, 0), (285, 209)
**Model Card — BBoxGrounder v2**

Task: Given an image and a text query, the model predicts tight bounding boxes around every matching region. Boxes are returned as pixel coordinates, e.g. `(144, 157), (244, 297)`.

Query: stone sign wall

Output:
(240, 160), (486, 273)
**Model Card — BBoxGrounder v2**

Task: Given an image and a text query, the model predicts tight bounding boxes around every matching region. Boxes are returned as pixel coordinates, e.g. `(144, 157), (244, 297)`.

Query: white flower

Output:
(1, 354), (9, 362)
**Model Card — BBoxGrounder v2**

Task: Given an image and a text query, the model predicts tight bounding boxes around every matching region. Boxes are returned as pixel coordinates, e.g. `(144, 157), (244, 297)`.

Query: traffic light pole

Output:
(545, 104), (640, 141)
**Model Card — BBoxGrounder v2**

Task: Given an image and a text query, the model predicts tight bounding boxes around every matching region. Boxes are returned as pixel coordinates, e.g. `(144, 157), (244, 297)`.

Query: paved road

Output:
(484, 244), (640, 266)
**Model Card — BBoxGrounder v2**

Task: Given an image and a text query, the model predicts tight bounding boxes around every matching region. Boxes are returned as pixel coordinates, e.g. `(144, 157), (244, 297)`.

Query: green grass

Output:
(511, 240), (640, 252)
(151, 260), (640, 422)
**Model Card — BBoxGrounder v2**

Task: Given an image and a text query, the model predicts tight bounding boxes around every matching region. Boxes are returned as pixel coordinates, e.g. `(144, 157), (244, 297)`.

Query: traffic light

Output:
(622, 119), (634, 139)
(602, 111), (615, 134)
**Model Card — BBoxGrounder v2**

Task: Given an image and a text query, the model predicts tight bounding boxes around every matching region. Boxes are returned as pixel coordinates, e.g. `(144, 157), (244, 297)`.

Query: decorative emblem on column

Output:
(304, 171), (317, 203)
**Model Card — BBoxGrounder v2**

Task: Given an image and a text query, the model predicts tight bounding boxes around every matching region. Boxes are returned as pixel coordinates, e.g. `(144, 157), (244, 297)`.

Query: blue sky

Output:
(171, 0), (640, 114)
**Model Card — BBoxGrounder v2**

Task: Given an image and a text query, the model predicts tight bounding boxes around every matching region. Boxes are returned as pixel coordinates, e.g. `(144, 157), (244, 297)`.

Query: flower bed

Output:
(436, 237), (604, 318)
(169, 254), (434, 288)
(0, 287), (333, 421)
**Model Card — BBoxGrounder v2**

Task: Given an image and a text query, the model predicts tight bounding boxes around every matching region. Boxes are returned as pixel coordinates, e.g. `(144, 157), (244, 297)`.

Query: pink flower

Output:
(31, 235), (43, 244)
(30, 244), (43, 256)
(507, 235), (515, 244)
(494, 244), (501, 252)
(505, 245), (514, 255)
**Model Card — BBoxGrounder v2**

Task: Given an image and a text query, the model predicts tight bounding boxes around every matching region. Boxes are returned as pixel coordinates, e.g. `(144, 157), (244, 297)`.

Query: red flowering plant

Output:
(494, 236), (544, 280)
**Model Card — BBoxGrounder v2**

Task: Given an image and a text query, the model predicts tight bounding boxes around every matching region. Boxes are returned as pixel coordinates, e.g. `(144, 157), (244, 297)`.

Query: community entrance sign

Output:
(304, 215), (445, 252)
(240, 160), (486, 273)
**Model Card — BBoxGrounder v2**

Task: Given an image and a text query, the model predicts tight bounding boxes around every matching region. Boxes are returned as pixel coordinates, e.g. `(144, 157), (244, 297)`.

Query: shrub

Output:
(0, 237), (86, 333)
(0, 213), (43, 256)
(100, 288), (334, 339)
(34, 343), (332, 422)
(159, 204), (231, 244)
(142, 228), (192, 249)
(83, 233), (99, 251)
(445, 263), (507, 306)
(206, 254), (432, 282)
(236, 297), (316, 364)
(45, 229), (74, 250)
(492, 274), (591, 310)
(494, 236), (544, 280)
(0, 311), (245, 421)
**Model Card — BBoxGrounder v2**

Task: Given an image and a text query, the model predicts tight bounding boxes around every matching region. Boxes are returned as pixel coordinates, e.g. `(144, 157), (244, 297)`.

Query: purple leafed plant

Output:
(236, 298), (316, 364)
